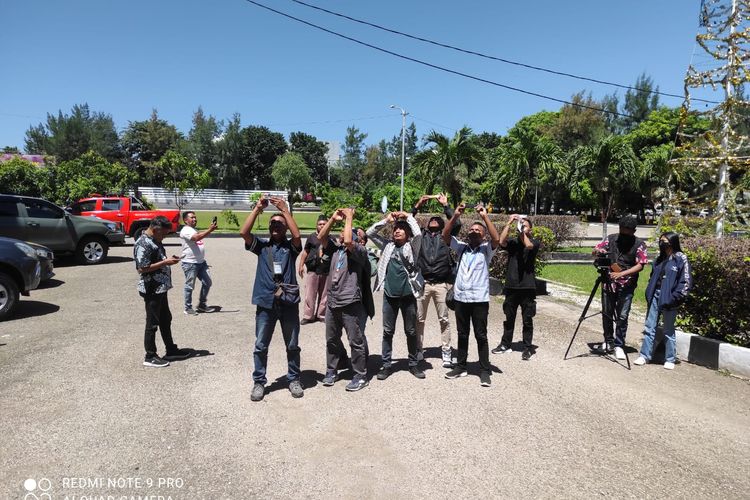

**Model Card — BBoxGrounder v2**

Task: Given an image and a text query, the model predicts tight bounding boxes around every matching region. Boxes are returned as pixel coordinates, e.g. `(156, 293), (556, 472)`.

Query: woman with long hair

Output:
(634, 232), (692, 370)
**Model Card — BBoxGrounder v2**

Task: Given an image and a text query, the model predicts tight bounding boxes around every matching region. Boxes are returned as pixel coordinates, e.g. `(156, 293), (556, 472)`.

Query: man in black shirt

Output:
(492, 214), (540, 360)
(412, 193), (461, 368)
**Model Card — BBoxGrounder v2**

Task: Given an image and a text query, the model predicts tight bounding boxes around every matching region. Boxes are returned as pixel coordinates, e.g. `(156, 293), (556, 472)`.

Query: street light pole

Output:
(390, 104), (408, 211)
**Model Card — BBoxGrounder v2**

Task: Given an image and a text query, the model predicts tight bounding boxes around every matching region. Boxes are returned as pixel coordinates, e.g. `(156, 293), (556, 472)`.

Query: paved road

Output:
(1, 238), (748, 499)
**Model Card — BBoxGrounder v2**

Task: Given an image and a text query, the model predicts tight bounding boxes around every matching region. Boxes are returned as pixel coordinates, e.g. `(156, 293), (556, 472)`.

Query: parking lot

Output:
(1, 237), (749, 499)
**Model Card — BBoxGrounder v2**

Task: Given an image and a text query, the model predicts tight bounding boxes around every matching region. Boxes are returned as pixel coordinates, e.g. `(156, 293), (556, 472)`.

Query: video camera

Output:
(593, 254), (612, 271)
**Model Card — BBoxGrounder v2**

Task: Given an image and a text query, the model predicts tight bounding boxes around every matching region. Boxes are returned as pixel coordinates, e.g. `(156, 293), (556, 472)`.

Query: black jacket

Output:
(413, 204), (461, 283)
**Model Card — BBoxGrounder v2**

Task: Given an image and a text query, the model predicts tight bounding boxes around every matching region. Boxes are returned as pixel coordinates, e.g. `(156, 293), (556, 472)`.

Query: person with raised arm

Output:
(442, 204), (500, 387)
(240, 195), (304, 402)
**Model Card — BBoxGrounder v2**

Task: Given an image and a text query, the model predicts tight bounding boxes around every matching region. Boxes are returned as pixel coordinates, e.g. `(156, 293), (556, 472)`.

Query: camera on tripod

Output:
(593, 254), (612, 270)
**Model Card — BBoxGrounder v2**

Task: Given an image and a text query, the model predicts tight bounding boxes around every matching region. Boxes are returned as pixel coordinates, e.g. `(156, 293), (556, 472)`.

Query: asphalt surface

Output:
(1, 237), (748, 499)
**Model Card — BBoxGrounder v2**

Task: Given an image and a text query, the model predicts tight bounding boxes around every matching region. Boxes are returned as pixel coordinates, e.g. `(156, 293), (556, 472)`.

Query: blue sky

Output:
(0, 0), (706, 152)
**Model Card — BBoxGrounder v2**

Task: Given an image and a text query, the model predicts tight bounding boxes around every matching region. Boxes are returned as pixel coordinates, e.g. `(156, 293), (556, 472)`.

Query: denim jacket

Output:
(645, 252), (692, 310)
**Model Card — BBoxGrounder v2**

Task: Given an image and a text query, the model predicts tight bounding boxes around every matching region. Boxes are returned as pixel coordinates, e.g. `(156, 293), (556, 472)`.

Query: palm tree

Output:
(496, 128), (564, 213)
(568, 135), (643, 239)
(411, 127), (486, 205)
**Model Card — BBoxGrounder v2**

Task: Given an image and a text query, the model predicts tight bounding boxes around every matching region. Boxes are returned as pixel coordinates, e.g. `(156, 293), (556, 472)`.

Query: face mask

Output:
(659, 241), (670, 252)
(428, 226), (440, 234)
(618, 233), (635, 248)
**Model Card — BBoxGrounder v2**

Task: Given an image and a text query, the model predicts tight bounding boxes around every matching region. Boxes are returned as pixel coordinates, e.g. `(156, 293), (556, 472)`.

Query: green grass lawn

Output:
(555, 246), (595, 253)
(539, 263), (647, 311)
(190, 209), (321, 233)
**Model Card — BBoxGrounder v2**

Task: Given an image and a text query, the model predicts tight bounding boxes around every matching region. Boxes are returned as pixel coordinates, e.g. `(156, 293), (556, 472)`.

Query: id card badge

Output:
(273, 261), (283, 275)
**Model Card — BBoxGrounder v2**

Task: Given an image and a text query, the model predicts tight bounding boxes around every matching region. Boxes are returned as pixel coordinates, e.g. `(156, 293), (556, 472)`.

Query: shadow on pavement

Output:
(37, 278), (65, 289)
(7, 301), (60, 321)
(54, 255), (133, 268)
(266, 369), (320, 394)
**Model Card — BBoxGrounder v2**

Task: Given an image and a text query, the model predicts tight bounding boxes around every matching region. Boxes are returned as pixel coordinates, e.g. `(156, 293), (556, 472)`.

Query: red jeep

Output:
(69, 195), (181, 240)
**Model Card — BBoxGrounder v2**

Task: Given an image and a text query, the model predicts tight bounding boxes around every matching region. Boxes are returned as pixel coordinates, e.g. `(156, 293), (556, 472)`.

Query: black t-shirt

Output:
(303, 233), (335, 275)
(504, 237), (540, 291)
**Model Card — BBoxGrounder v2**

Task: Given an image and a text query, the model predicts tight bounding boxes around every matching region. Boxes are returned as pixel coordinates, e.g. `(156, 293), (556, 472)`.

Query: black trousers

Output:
(501, 289), (536, 349)
(454, 300), (491, 372)
(141, 292), (176, 357)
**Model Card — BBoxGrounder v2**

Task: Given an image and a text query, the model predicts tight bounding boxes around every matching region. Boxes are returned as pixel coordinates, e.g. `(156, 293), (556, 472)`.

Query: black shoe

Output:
(522, 349), (533, 361)
(322, 371), (339, 386)
(445, 366), (468, 379)
(143, 355), (169, 368)
(480, 371), (491, 387)
(491, 344), (511, 354)
(164, 347), (193, 361)
(409, 366), (426, 379)
(196, 305), (216, 313)
(345, 376), (369, 392)
(591, 341), (614, 355)
(377, 366), (392, 381)
(300, 318), (315, 325)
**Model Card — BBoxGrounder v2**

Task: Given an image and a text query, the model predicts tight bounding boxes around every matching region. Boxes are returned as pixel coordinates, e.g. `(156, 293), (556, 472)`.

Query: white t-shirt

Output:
(180, 226), (206, 264)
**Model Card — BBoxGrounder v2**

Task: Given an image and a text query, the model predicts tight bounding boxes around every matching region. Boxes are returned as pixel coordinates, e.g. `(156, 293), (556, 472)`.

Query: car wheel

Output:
(0, 271), (20, 321)
(76, 237), (109, 265)
(132, 226), (146, 241)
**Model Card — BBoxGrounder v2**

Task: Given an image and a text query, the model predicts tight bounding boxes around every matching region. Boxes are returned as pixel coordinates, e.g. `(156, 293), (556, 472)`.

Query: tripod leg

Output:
(564, 276), (603, 360)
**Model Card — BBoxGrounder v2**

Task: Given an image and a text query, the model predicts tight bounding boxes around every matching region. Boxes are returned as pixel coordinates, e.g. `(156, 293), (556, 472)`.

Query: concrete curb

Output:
(675, 329), (750, 379)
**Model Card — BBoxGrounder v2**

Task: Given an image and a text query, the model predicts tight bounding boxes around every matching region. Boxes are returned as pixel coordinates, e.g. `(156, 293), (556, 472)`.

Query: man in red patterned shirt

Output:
(591, 216), (648, 360)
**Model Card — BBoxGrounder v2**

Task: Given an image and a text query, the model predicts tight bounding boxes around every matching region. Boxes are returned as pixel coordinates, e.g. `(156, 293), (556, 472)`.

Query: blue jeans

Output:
(381, 295), (418, 368)
(602, 288), (634, 348)
(182, 261), (212, 310)
(640, 289), (678, 363)
(253, 304), (301, 385)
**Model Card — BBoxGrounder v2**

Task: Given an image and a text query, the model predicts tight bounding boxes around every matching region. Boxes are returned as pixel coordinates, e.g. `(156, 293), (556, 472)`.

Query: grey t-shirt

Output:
(327, 243), (368, 309)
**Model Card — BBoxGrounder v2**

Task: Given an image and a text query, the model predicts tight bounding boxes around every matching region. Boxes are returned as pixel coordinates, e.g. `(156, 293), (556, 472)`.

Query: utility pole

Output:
(390, 105), (408, 211)
(672, 0), (749, 238)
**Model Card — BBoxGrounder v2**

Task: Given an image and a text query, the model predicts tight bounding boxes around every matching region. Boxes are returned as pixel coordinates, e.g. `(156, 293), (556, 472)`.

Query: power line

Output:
(289, 0), (719, 105)
(241, 0), (640, 120)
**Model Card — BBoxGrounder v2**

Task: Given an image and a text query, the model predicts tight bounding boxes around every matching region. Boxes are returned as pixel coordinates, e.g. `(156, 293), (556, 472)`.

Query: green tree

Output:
(241, 125), (287, 189)
(3, 146), (21, 154)
(289, 131), (329, 184)
(340, 126), (367, 188)
(495, 128), (565, 213)
(271, 152), (313, 205)
(546, 92), (608, 151)
(51, 151), (136, 205)
(156, 150), (212, 211)
(0, 157), (50, 197)
(621, 73), (660, 132)
(411, 126), (486, 205)
(214, 114), (246, 190)
(568, 135), (643, 238)
(121, 109), (184, 184)
(24, 103), (121, 162)
(389, 122), (419, 160)
(187, 106), (222, 174)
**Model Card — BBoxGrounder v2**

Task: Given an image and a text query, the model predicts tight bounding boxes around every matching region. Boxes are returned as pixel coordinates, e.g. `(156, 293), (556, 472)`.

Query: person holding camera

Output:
(240, 194), (304, 402)
(179, 211), (218, 315)
(634, 232), (692, 370)
(134, 216), (193, 368)
(367, 211), (425, 380)
(442, 203), (501, 387)
(591, 215), (648, 360)
(298, 214), (334, 324)
(315, 208), (374, 391)
(492, 214), (540, 360)
(411, 193), (462, 368)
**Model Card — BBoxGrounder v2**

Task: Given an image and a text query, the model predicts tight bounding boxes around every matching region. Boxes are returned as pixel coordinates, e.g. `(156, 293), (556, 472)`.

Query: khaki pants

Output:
(303, 272), (328, 321)
(416, 282), (452, 352)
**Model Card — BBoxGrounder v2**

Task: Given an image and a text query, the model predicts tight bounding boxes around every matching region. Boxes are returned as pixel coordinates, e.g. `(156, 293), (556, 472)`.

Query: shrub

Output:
(318, 186), (377, 228)
(658, 215), (720, 238)
(678, 237), (750, 347)
(221, 209), (240, 228)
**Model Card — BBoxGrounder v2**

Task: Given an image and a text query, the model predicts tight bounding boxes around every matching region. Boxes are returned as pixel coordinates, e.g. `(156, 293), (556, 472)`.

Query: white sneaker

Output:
(664, 362), (675, 370)
(614, 346), (626, 360)
(633, 356), (647, 366)
(441, 349), (453, 368)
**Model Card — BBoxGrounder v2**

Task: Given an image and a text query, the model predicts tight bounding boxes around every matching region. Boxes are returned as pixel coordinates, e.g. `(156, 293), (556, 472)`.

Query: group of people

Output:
(132, 196), (692, 402)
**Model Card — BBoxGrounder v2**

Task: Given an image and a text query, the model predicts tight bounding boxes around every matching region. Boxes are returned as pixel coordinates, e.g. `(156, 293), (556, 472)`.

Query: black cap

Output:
(619, 215), (638, 230)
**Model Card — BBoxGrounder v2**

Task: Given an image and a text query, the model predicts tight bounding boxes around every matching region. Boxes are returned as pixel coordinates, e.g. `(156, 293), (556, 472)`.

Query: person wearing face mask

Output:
(314, 209), (374, 391)
(591, 215), (648, 360)
(493, 214), (540, 360)
(442, 203), (501, 387)
(367, 211), (425, 380)
(298, 214), (334, 324)
(240, 195), (304, 402)
(411, 193), (462, 368)
(634, 232), (692, 370)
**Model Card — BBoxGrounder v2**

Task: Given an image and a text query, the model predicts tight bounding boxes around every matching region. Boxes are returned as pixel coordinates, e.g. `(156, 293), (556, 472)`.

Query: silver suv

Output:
(0, 194), (125, 265)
